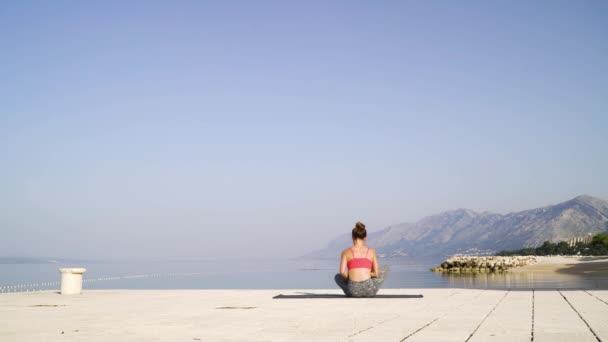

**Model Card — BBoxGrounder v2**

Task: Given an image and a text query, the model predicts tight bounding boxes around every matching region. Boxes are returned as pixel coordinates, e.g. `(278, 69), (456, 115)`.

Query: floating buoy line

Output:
(0, 272), (203, 294)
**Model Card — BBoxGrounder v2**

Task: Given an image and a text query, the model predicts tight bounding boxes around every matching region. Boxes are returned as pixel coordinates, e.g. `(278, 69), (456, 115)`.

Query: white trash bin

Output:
(59, 268), (86, 295)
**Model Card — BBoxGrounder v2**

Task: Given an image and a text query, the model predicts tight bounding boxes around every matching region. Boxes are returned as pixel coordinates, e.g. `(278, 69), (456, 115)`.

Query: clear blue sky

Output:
(1, 1), (607, 259)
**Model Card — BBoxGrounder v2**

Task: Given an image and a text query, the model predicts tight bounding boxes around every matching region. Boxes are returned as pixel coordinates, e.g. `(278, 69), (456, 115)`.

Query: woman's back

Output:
(343, 245), (376, 282)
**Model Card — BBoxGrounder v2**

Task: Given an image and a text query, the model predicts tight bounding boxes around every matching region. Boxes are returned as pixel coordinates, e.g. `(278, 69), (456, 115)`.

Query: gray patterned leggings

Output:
(334, 266), (388, 297)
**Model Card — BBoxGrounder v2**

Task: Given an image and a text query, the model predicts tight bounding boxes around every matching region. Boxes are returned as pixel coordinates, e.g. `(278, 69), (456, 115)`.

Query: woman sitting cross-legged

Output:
(334, 221), (388, 297)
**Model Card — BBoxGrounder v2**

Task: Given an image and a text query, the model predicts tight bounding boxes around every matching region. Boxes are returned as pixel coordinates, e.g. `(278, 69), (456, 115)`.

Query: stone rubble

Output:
(430, 255), (537, 273)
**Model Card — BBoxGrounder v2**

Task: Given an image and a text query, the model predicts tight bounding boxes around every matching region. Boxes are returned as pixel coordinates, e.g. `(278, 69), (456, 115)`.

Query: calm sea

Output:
(1, 257), (607, 292)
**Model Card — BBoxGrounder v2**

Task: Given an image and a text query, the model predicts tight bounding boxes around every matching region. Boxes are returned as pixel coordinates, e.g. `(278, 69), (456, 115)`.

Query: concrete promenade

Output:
(1, 289), (607, 341)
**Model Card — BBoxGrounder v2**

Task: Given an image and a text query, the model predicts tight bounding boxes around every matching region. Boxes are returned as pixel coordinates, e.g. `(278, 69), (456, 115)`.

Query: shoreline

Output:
(431, 255), (608, 280)
(512, 255), (608, 275)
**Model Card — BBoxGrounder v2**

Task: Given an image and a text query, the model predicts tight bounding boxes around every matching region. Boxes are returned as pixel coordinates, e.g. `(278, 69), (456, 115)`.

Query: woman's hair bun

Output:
(352, 221), (367, 239)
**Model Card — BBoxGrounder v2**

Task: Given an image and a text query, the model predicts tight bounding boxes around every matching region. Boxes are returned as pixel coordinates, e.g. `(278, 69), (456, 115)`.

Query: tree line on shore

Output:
(497, 233), (608, 256)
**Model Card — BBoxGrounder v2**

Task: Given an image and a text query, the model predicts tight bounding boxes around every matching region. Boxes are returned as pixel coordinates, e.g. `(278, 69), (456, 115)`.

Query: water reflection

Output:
(437, 270), (608, 289)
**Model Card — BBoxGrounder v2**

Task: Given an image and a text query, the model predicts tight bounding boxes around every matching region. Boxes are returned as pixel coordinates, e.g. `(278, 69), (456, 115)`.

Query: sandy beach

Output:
(512, 256), (608, 275)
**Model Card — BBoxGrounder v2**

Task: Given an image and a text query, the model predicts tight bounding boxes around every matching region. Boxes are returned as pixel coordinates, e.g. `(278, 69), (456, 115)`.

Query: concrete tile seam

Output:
(584, 290), (608, 306)
(558, 290), (602, 342)
(464, 289), (511, 342)
(531, 289), (535, 342)
(345, 313), (400, 338)
(399, 317), (441, 341)
(399, 315), (445, 342)
(395, 288), (488, 341)
(347, 325), (375, 338)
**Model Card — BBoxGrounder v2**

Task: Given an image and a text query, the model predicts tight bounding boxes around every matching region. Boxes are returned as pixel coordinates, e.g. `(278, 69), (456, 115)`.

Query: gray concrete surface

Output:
(1, 289), (607, 341)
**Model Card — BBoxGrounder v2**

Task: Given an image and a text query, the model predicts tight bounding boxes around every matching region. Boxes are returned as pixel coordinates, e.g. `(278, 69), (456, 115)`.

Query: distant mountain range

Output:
(308, 195), (608, 259)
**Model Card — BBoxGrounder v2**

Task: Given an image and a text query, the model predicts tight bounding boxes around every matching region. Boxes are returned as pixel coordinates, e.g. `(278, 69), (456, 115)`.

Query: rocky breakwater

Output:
(430, 255), (537, 273)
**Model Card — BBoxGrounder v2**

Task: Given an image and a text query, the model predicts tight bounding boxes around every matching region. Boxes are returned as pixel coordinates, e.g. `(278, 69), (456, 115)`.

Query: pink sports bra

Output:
(346, 247), (373, 270)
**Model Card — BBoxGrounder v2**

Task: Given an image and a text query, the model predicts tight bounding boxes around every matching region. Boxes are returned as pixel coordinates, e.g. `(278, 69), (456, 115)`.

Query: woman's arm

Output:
(370, 249), (380, 278)
(339, 251), (349, 279)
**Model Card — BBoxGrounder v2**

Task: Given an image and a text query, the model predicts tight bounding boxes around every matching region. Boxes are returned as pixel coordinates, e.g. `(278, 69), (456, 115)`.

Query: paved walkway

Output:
(1, 289), (607, 341)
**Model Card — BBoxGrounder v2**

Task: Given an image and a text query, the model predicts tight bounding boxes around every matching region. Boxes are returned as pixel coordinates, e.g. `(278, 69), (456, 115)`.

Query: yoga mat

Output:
(273, 294), (423, 299)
